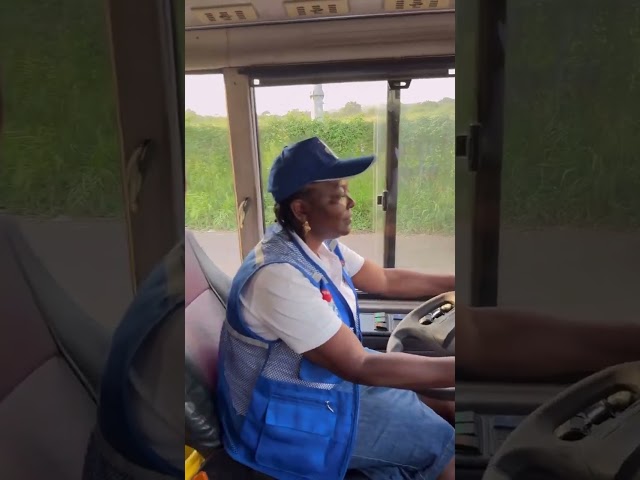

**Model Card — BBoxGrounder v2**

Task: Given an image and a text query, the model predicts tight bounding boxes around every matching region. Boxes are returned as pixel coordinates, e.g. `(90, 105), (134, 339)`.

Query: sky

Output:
(185, 74), (455, 117)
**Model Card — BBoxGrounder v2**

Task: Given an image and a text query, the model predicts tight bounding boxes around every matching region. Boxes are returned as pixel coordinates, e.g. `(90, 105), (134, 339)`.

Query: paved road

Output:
(6, 216), (639, 328)
(190, 230), (456, 277)
(185, 228), (640, 322)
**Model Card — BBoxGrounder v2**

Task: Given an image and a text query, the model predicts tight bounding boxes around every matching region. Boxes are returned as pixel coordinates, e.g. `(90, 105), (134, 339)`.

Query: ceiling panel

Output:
(185, 0), (455, 29)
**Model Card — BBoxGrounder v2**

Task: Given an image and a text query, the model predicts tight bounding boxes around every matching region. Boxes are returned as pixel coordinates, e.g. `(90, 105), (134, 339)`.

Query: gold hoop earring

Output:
(303, 220), (311, 235)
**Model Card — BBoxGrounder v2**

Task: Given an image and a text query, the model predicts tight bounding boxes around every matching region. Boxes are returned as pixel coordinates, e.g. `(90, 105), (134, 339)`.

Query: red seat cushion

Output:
(185, 231), (227, 388)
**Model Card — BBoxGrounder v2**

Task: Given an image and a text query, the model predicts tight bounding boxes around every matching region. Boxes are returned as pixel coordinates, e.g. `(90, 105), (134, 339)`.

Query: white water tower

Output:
(311, 84), (324, 120)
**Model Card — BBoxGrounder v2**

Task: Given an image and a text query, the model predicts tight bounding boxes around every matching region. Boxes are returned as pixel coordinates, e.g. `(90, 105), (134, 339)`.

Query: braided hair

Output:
(273, 189), (310, 238)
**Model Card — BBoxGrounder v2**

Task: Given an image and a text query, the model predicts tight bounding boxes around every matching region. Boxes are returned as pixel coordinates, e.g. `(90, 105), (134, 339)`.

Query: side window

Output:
(396, 77), (455, 275)
(0, 3), (132, 327)
(496, 0), (639, 316)
(185, 73), (241, 276)
(253, 77), (455, 276)
(254, 81), (388, 267)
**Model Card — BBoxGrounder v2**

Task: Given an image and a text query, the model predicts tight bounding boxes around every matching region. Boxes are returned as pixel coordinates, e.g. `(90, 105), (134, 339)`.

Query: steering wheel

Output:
(386, 291), (455, 401)
(483, 361), (640, 480)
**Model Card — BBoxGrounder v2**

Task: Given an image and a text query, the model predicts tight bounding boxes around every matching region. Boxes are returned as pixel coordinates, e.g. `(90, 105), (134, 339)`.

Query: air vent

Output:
(384, 0), (451, 11)
(284, 0), (349, 18)
(192, 4), (258, 24)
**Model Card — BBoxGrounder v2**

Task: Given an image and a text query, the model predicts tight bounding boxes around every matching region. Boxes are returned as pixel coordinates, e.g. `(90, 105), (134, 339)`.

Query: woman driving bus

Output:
(216, 137), (456, 480)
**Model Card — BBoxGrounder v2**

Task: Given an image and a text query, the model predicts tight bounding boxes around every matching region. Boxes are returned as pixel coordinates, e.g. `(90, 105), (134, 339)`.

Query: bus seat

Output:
(185, 229), (231, 389)
(185, 230), (273, 479)
(185, 228), (226, 451)
(0, 216), (110, 479)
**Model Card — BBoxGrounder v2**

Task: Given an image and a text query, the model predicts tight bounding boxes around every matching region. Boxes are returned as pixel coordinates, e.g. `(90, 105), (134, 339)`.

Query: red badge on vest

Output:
(321, 289), (333, 302)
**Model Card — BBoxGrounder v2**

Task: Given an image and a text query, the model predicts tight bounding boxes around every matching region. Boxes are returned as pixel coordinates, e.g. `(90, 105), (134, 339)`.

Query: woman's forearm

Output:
(384, 269), (455, 298)
(457, 306), (640, 380)
(356, 352), (455, 390)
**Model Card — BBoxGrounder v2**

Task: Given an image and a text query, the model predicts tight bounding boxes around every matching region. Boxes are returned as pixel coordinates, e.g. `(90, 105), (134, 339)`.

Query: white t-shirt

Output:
(239, 232), (365, 354)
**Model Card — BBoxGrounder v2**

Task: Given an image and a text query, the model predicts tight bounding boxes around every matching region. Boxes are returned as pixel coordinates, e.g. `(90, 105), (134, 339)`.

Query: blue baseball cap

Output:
(267, 137), (375, 203)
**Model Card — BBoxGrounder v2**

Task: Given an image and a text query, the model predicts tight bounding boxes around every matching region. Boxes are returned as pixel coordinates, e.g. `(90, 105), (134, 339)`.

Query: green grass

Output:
(185, 103), (456, 234)
(0, 0), (124, 217)
(496, 0), (640, 231)
(185, 122), (237, 229)
(3, 0), (639, 235)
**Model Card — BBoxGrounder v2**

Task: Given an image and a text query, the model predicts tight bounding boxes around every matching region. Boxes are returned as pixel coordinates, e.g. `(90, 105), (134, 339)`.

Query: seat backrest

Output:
(185, 229), (231, 389)
(0, 216), (104, 479)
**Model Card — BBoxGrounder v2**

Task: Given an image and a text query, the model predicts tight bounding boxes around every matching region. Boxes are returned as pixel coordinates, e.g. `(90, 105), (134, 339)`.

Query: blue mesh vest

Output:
(217, 227), (362, 480)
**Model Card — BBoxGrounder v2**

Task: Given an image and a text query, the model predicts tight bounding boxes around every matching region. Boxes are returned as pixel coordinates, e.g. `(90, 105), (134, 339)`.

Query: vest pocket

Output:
(255, 394), (337, 475)
(298, 357), (342, 384)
